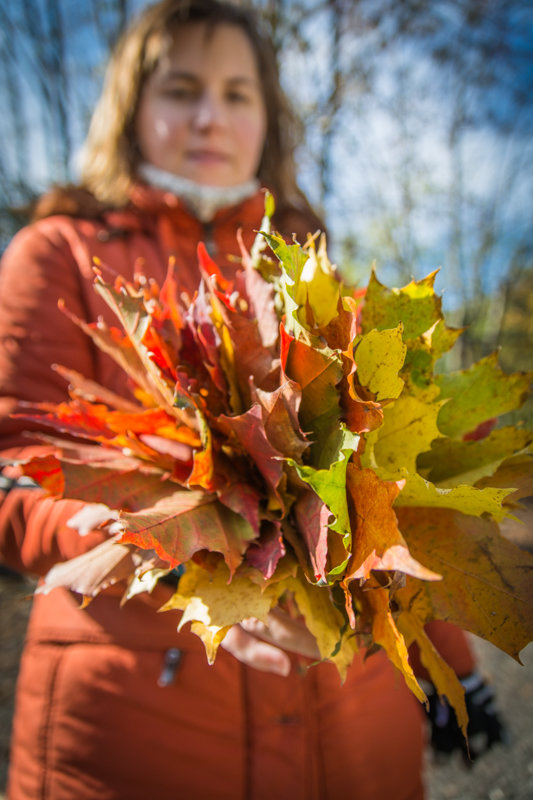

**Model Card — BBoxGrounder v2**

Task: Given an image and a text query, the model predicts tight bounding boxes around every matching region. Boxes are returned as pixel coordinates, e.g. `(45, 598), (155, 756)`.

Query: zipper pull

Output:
(203, 221), (216, 257)
(158, 648), (182, 687)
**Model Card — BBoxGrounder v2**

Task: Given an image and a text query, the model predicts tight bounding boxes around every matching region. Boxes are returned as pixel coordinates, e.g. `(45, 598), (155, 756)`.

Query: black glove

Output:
(426, 671), (508, 765)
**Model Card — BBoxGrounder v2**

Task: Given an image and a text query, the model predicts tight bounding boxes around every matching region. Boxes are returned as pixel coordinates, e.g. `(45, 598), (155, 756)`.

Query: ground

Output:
(426, 637), (533, 800)
(1, 505), (532, 799)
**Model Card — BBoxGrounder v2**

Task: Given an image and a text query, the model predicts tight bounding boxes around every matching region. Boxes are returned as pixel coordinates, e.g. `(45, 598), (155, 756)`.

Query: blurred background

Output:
(0, 1), (532, 797)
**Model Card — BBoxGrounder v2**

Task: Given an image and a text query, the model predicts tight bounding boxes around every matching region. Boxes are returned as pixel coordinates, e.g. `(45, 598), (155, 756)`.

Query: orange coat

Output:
(0, 186), (475, 800)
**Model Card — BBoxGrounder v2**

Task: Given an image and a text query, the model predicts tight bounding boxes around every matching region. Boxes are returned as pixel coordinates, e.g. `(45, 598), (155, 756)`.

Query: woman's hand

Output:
(220, 607), (320, 676)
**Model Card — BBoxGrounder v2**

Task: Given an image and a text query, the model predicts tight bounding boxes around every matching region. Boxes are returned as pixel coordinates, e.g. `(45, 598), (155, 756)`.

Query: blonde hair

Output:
(80, 0), (310, 216)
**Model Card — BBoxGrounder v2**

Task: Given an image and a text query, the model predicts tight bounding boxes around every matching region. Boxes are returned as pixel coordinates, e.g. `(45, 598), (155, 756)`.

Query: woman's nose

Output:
(192, 93), (226, 130)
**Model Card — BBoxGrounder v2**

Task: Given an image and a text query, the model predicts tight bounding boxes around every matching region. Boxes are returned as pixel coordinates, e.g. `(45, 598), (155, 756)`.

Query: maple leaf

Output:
(217, 482), (262, 534)
(364, 389), (443, 474)
(261, 233), (309, 299)
(211, 280), (280, 399)
(417, 427), (533, 487)
(15, 398), (118, 440)
(161, 560), (283, 662)
(344, 465), (440, 583)
(282, 572), (357, 680)
(397, 606), (468, 738)
(21, 452), (65, 495)
(281, 331), (344, 464)
(116, 491), (257, 577)
(52, 364), (143, 412)
(319, 294), (359, 353)
(403, 320), (463, 390)
(58, 299), (153, 396)
(297, 234), (342, 329)
(341, 384), (384, 434)
(360, 269), (445, 341)
(358, 270), (464, 393)
(437, 352), (533, 438)
(288, 428), (358, 560)
(216, 404), (287, 510)
(16, 400), (198, 478)
(395, 508), (533, 661)
(391, 471), (512, 520)
(235, 247), (279, 349)
(59, 461), (179, 510)
(244, 520), (286, 579)
(187, 415), (215, 490)
(475, 450), (533, 503)
(35, 535), (167, 604)
(362, 586), (427, 703)
(293, 489), (331, 583)
(251, 380), (308, 461)
(353, 325), (406, 402)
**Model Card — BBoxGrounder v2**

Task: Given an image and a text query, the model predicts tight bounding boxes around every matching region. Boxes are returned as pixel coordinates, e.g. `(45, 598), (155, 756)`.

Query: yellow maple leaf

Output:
(298, 234), (341, 328)
(284, 573), (357, 680)
(397, 609), (468, 737)
(365, 389), (443, 473)
(161, 561), (282, 662)
(354, 326), (406, 401)
(364, 586), (427, 703)
(391, 471), (512, 520)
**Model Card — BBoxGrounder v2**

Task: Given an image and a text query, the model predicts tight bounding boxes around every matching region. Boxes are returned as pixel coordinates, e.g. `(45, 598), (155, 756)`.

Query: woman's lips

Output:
(186, 150), (230, 165)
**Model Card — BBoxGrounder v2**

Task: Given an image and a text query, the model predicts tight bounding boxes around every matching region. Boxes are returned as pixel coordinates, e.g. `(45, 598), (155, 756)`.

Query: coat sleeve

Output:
(409, 620), (477, 681)
(0, 219), (106, 575)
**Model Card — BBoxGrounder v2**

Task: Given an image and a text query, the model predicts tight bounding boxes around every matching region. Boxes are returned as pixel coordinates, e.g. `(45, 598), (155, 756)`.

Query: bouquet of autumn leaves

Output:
(15, 196), (533, 731)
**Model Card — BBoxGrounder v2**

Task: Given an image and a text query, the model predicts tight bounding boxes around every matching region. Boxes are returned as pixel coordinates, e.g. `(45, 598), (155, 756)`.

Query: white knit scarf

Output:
(139, 163), (260, 223)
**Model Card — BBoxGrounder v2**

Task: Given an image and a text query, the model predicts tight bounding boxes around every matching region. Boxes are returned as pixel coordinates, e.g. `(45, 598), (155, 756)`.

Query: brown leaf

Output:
(282, 333), (343, 459)
(345, 466), (440, 581)
(475, 451), (533, 503)
(252, 380), (308, 460)
(59, 297), (197, 429)
(215, 291), (280, 396)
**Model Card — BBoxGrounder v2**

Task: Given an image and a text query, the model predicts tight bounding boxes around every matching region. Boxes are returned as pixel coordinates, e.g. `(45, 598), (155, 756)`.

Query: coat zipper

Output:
(157, 648), (182, 687)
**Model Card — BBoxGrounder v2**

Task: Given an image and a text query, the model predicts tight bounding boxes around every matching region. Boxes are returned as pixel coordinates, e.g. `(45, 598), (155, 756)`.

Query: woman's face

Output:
(135, 23), (267, 187)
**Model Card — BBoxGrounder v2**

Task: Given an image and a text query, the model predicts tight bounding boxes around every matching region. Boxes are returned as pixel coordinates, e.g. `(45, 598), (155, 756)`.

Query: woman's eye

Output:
(226, 91), (250, 104)
(163, 86), (197, 100)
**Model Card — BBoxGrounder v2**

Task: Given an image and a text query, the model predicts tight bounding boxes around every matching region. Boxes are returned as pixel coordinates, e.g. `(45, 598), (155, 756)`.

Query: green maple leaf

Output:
(288, 426), (359, 548)
(361, 269), (446, 341)
(437, 352), (533, 438)
(417, 427), (533, 487)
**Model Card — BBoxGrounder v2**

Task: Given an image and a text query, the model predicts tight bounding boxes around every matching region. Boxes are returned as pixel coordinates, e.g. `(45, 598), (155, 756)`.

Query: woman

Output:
(0, 2), (478, 798)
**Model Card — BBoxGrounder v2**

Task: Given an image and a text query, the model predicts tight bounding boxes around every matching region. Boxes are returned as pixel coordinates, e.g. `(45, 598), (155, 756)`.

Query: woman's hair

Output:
(76, 0), (311, 217)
